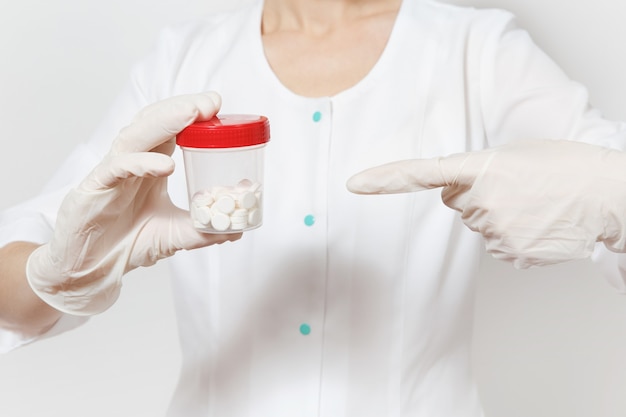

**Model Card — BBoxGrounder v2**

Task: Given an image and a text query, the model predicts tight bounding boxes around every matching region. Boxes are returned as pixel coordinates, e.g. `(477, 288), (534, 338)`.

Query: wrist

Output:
(26, 243), (121, 316)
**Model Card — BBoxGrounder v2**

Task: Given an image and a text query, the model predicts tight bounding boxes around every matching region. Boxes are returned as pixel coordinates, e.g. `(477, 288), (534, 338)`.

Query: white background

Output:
(1, 0), (626, 416)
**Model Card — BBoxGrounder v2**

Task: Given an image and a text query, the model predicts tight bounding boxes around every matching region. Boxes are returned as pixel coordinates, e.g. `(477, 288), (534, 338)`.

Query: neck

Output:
(262, 0), (402, 35)
(260, 0), (402, 97)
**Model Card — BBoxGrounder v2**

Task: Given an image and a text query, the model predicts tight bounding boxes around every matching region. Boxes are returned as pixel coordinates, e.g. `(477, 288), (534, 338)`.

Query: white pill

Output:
(214, 195), (236, 214)
(236, 179), (253, 189)
(230, 218), (248, 230)
(192, 205), (212, 225)
(237, 191), (257, 209)
(211, 212), (231, 231)
(230, 208), (248, 226)
(231, 208), (248, 218)
(230, 223), (247, 230)
(247, 208), (261, 226)
(192, 190), (214, 207)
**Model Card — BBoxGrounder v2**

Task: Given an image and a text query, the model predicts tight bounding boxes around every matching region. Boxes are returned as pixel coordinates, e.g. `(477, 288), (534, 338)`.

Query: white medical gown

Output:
(2, 0), (626, 416)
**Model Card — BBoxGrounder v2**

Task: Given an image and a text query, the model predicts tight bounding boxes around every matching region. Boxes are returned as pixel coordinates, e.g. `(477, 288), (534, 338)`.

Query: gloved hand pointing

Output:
(26, 92), (241, 315)
(347, 139), (626, 268)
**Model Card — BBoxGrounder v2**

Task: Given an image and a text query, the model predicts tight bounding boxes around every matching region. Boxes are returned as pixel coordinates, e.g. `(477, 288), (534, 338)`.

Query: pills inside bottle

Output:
(176, 115), (270, 233)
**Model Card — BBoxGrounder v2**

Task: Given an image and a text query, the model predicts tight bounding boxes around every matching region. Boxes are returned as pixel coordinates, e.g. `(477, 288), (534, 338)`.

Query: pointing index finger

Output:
(346, 149), (491, 195)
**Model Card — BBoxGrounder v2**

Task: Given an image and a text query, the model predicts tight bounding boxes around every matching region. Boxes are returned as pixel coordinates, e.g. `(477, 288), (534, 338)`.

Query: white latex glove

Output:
(347, 139), (626, 268)
(26, 92), (241, 315)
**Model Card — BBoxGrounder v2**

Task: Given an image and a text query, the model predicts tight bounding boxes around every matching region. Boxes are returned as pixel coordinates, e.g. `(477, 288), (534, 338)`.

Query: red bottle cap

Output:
(176, 114), (270, 148)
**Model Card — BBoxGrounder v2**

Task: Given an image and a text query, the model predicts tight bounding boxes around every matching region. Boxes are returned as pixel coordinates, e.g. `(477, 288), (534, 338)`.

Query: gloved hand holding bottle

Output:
(26, 92), (241, 316)
(347, 139), (626, 268)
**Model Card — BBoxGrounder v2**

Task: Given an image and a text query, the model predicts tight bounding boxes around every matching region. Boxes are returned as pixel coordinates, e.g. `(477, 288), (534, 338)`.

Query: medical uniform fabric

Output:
(1, 0), (626, 416)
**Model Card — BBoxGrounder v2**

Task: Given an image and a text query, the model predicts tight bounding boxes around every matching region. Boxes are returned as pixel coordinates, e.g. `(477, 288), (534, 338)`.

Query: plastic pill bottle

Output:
(176, 114), (270, 234)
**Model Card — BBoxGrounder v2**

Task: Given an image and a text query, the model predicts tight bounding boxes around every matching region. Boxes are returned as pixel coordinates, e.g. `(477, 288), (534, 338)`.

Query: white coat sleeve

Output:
(477, 10), (626, 290)
(0, 22), (193, 352)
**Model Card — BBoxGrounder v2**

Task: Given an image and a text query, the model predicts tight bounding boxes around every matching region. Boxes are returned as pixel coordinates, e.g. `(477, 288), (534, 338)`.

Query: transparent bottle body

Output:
(181, 144), (266, 233)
